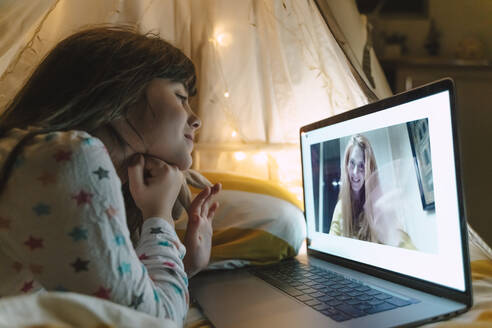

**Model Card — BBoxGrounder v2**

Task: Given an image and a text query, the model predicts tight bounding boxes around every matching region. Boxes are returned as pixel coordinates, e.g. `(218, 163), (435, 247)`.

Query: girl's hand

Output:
(183, 183), (221, 277)
(127, 154), (183, 221)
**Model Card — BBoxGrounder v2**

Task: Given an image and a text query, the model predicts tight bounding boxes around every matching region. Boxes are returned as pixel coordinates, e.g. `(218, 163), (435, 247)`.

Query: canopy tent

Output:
(2, 2), (492, 328)
(0, 0), (391, 201)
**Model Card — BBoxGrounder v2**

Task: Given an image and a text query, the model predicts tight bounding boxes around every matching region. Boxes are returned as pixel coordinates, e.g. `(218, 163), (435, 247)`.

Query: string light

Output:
(200, 20), (311, 198)
(210, 32), (231, 47)
(216, 33), (226, 46)
(253, 152), (268, 165)
(234, 152), (246, 161)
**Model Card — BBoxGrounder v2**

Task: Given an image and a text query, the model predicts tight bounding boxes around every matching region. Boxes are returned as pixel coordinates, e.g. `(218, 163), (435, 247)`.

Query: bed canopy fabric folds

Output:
(0, 0), (390, 200)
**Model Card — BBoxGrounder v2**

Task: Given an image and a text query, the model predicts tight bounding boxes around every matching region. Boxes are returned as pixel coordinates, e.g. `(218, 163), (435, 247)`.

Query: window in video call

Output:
(301, 91), (465, 291)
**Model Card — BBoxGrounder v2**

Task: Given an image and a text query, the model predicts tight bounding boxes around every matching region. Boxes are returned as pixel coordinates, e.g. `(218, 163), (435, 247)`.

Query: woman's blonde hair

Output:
(338, 134), (378, 241)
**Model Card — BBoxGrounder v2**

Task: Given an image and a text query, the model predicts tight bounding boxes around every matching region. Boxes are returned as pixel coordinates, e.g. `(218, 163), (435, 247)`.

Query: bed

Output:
(0, 173), (491, 328)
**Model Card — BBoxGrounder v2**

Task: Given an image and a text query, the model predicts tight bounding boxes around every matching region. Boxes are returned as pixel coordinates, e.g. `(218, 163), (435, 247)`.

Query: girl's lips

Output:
(185, 134), (193, 141)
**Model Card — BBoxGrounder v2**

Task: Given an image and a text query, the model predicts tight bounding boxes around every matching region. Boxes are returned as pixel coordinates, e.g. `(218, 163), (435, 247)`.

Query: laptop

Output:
(190, 78), (472, 327)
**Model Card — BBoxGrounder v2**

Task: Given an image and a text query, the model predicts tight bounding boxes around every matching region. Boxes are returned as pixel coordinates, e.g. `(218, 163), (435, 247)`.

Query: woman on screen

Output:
(329, 134), (415, 249)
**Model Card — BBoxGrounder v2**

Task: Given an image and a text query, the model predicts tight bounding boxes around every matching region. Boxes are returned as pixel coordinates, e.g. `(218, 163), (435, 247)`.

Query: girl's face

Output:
(123, 78), (201, 170)
(347, 145), (365, 194)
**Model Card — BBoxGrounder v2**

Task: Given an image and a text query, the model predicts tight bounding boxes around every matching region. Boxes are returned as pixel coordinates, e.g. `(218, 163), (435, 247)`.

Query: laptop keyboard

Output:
(250, 260), (418, 322)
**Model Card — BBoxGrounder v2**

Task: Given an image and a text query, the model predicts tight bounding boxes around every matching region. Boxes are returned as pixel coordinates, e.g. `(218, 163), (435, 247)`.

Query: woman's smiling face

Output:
(124, 78), (201, 170)
(347, 145), (365, 194)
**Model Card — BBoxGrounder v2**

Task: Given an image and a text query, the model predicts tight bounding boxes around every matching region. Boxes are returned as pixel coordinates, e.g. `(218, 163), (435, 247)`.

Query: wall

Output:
(387, 124), (437, 253)
(372, 0), (492, 59)
(367, 0), (492, 246)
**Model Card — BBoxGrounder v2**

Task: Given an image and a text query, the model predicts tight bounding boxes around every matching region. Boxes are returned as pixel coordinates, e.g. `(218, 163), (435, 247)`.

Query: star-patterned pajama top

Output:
(0, 128), (189, 326)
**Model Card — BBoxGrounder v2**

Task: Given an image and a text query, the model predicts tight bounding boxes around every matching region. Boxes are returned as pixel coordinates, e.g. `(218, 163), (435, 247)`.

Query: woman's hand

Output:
(183, 183), (221, 278)
(369, 189), (404, 246)
(127, 154), (183, 221)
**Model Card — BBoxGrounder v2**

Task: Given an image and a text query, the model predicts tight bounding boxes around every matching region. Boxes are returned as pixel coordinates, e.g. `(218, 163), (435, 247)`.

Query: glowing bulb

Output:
(234, 152), (246, 161)
(231, 130), (237, 137)
(224, 91), (230, 98)
(253, 152), (268, 165)
(216, 33), (226, 45)
(212, 31), (231, 47)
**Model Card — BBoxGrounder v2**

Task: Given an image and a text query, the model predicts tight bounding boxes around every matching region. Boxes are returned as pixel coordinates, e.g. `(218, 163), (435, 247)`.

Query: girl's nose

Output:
(189, 113), (201, 130)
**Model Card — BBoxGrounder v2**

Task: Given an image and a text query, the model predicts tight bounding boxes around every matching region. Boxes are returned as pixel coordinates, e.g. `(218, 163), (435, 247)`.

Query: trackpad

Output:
(190, 270), (330, 328)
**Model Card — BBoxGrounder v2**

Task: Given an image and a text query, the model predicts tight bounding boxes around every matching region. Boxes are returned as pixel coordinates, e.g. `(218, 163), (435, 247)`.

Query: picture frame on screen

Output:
(407, 119), (435, 210)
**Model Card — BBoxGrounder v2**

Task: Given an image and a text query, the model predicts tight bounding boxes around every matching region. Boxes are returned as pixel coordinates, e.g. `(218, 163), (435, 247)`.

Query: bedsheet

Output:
(0, 224), (488, 328)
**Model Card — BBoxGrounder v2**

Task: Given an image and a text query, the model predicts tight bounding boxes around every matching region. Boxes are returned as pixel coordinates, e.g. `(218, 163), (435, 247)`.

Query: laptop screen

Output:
(300, 83), (466, 292)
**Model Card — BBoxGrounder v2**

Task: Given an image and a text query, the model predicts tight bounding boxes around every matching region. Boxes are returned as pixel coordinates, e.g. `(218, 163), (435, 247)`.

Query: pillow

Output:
(175, 172), (306, 268)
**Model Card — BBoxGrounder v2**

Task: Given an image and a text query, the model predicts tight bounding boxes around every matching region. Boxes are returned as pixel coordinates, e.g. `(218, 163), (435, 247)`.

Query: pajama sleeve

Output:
(0, 131), (188, 325)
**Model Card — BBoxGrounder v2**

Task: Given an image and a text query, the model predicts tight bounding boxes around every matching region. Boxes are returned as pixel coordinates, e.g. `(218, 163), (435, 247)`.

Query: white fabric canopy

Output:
(0, 0), (379, 199)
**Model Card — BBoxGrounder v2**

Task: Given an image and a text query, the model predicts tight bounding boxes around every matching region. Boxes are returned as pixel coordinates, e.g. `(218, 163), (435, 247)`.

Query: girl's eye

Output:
(176, 93), (188, 104)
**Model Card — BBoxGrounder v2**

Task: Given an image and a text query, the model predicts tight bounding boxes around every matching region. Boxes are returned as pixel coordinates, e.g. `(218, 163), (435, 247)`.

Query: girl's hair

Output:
(338, 134), (378, 241)
(0, 25), (197, 239)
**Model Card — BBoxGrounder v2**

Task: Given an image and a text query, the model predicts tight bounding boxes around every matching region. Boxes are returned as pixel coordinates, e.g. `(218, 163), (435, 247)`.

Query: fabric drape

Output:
(0, 0), (378, 198)
(314, 0), (392, 101)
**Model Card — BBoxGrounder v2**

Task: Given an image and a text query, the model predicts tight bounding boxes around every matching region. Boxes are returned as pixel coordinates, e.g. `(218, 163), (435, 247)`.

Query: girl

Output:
(0, 26), (221, 325)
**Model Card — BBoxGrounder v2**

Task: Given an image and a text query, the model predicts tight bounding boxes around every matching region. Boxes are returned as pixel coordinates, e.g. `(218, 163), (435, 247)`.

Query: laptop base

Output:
(190, 254), (466, 328)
